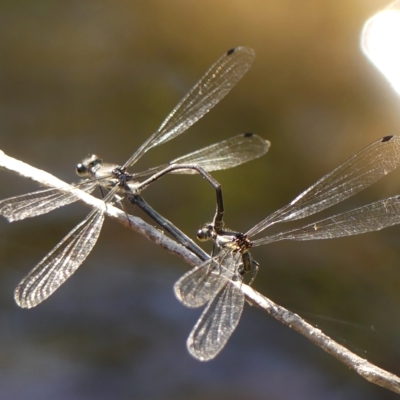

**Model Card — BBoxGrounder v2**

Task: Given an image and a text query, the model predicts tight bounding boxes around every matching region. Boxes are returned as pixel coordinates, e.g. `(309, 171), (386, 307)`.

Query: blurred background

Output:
(0, 0), (400, 399)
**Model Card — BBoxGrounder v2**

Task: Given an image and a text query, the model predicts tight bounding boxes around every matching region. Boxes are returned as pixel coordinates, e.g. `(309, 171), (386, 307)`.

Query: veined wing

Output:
(174, 261), (226, 308)
(133, 133), (270, 178)
(174, 251), (239, 308)
(123, 47), (255, 168)
(171, 133), (269, 173)
(0, 180), (98, 222)
(187, 280), (245, 361)
(247, 135), (400, 237)
(254, 195), (400, 245)
(14, 208), (104, 308)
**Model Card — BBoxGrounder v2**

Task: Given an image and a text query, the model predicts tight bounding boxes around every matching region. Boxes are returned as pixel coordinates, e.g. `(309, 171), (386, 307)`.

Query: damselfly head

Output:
(76, 155), (103, 177)
(197, 224), (214, 241)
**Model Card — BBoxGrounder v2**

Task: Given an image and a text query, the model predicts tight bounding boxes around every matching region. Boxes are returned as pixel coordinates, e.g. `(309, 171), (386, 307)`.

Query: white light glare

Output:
(361, 1), (400, 96)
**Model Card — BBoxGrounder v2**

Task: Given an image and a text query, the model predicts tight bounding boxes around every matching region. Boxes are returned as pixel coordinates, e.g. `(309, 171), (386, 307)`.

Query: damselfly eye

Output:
(76, 155), (102, 177)
(76, 163), (88, 176)
(197, 230), (207, 241)
(197, 225), (213, 241)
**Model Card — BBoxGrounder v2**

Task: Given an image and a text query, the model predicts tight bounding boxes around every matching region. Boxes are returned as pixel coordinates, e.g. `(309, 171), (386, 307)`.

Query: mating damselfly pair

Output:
(2, 47), (400, 362)
(0, 46), (269, 309)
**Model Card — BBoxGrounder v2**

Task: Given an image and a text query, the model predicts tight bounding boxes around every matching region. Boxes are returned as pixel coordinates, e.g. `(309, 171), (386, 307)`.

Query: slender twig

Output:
(1, 149), (399, 394)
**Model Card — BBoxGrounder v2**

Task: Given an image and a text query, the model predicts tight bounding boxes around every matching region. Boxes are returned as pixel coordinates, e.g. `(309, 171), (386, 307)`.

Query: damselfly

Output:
(0, 47), (269, 308)
(175, 135), (400, 361)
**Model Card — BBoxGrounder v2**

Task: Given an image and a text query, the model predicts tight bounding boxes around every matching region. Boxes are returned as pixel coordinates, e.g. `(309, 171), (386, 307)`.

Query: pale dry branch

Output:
(1, 149), (399, 394)
(240, 284), (400, 393)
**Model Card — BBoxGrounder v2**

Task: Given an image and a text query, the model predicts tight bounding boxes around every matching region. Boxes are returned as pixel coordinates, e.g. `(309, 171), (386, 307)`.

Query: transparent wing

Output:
(247, 135), (400, 237)
(0, 180), (97, 222)
(14, 209), (104, 308)
(123, 47), (255, 168)
(187, 282), (245, 361)
(174, 260), (227, 308)
(134, 133), (270, 178)
(174, 251), (239, 308)
(254, 195), (400, 245)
